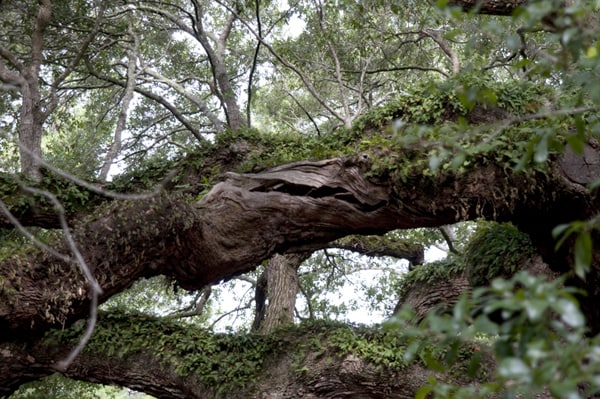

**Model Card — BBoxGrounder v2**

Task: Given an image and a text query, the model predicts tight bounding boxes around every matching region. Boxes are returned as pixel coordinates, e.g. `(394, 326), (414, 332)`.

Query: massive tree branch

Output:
(1, 147), (597, 337)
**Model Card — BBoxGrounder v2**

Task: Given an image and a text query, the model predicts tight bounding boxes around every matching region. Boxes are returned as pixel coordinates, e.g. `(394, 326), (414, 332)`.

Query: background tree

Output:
(1, 0), (599, 398)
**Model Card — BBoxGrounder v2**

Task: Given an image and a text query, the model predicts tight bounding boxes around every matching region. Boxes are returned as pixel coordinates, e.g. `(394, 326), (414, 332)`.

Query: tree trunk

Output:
(258, 253), (308, 334)
(18, 77), (44, 180)
(15, 0), (51, 180)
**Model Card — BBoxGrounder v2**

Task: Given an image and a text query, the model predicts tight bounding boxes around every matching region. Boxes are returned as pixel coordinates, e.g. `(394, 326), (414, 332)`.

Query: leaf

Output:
(415, 384), (431, 399)
(574, 232), (592, 279)
(554, 298), (585, 328)
(534, 135), (548, 163)
(450, 152), (466, 170)
(429, 155), (442, 171)
(523, 299), (548, 322)
(566, 134), (585, 154)
(586, 45), (598, 59)
(552, 223), (571, 239)
(422, 350), (444, 372)
(497, 357), (530, 382)
(550, 380), (582, 399)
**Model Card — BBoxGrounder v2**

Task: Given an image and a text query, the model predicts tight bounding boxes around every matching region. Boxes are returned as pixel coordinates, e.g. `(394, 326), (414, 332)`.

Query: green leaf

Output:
(429, 155), (442, 171)
(415, 384), (432, 399)
(574, 232), (593, 279)
(552, 223), (571, 239)
(554, 298), (584, 328)
(450, 152), (466, 170)
(422, 350), (445, 372)
(566, 134), (585, 154)
(550, 380), (582, 399)
(523, 299), (548, 322)
(498, 357), (531, 382)
(534, 135), (548, 163)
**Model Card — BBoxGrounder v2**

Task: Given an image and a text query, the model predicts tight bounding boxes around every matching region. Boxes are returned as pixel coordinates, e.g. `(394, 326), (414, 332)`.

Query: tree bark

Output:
(258, 253), (307, 334)
(3, 0), (52, 181)
(447, 0), (530, 15)
(330, 235), (424, 265)
(0, 148), (597, 337)
(0, 312), (496, 398)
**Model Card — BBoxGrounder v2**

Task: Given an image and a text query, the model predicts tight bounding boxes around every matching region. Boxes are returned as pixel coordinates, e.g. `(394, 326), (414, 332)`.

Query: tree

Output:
(1, 0), (599, 397)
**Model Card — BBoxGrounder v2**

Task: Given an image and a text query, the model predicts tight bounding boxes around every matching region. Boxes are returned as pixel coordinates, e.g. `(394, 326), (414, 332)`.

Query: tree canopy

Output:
(0, 0), (599, 398)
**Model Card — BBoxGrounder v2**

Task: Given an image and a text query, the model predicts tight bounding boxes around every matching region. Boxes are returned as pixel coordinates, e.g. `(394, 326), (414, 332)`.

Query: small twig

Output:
(1, 131), (173, 201)
(439, 225), (461, 255)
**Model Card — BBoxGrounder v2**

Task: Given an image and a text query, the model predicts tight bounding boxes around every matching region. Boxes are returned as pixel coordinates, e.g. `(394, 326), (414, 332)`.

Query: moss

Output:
(396, 258), (466, 301)
(45, 314), (484, 395)
(45, 312), (276, 393)
(465, 222), (535, 287)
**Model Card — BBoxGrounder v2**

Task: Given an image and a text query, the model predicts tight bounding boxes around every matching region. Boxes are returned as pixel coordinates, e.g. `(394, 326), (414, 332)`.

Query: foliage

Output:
(553, 216), (600, 279)
(352, 75), (550, 133)
(0, 172), (93, 218)
(395, 258), (466, 301)
(390, 271), (597, 399)
(9, 374), (137, 399)
(101, 276), (211, 323)
(1, 0), (600, 396)
(465, 222), (535, 287)
(295, 244), (419, 323)
(44, 312), (272, 393)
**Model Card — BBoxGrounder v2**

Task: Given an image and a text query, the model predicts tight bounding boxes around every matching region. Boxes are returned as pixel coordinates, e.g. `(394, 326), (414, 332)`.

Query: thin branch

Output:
(165, 286), (212, 319)
(287, 91), (321, 136)
(422, 29), (460, 75)
(45, 0), (107, 119)
(343, 65), (450, 78)
(3, 180), (103, 371)
(314, 0), (351, 127)
(99, 22), (139, 181)
(140, 68), (224, 133)
(0, 131), (172, 201)
(87, 65), (208, 143)
(0, 199), (70, 262)
(439, 225), (461, 255)
(209, 301), (253, 330)
(246, 0), (262, 127)
(482, 105), (598, 145)
(212, 0), (348, 124)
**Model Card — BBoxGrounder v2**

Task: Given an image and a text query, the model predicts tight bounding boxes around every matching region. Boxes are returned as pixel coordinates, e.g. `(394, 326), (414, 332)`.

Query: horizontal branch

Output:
(1, 146), (596, 337)
(447, 0), (529, 15)
(330, 235), (424, 265)
(0, 313), (481, 398)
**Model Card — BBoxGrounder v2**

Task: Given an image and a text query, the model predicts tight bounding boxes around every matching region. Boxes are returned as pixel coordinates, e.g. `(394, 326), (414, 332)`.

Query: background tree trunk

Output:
(18, 79), (44, 180)
(258, 253), (308, 334)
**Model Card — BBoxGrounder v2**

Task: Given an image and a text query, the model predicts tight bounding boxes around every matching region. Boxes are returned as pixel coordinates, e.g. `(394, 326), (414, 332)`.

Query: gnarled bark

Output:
(1, 149), (597, 337)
